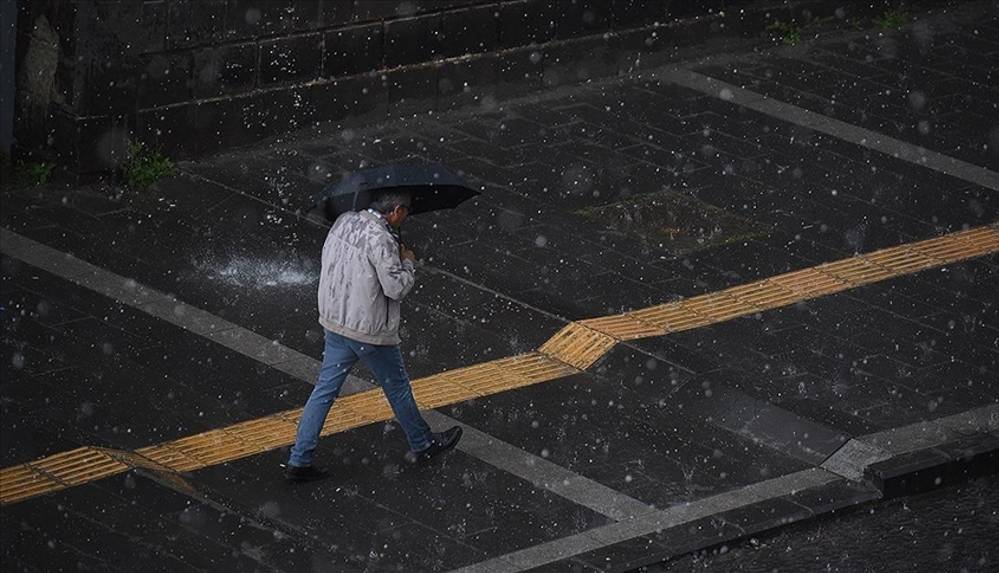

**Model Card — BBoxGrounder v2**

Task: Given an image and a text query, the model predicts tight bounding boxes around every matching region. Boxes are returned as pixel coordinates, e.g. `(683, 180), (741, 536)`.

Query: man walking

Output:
(286, 190), (462, 482)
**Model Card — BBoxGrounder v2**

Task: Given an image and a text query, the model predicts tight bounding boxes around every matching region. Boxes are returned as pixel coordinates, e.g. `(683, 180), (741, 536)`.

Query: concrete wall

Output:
(11, 0), (887, 175)
(1, 0), (17, 156)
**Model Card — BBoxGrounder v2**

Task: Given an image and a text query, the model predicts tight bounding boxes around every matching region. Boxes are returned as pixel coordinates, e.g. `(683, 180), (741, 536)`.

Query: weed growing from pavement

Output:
(766, 14), (841, 46)
(874, 8), (911, 30)
(22, 161), (55, 185)
(1, 152), (56, 188)
(122, 141), (175, 191)
(767, 20), (802, 45)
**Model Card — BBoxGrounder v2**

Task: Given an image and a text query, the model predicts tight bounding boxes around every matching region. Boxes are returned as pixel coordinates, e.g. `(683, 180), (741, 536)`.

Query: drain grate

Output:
(2, 224), (996, 505)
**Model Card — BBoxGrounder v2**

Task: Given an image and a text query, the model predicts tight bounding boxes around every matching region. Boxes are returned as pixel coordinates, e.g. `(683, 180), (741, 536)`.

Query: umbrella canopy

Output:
(312, 163), (479, 221)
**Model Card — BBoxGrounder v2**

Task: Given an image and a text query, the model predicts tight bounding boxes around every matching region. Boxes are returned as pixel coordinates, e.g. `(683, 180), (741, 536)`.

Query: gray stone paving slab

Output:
(656, 68), (763, 106)
(203, 327), (301, 366)
(139, 297), (232, 334)
(1, 227), (114, 282)
(682, 384), (849, 465)
(424, 409), (656, 522)
(269, 354), (323, 385)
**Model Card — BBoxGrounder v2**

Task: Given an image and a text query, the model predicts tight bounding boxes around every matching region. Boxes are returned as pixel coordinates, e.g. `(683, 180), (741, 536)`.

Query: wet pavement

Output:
(2, 3), (998, 572)
(656, 473), (999, 573)
(697, 18), (999, 171)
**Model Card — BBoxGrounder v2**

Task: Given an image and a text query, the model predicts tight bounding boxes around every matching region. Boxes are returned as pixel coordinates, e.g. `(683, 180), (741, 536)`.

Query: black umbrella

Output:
(312, 162), (479, 222)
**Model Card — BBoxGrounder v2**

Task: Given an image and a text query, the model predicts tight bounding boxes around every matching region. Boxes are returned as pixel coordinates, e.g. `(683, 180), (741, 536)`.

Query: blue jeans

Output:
(288, 330), (432, 467)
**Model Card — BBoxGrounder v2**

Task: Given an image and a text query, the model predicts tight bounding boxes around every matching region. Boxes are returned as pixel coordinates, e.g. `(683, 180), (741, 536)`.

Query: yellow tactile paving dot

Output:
(815, 257), (895, 286)
(136, 444), (202, 471)
(629, 303), (712, 332)
(139, 445), (208, 473)
(423, 362), (509, 397)
(411, 377), (469, 409)
(2, 225), (997, 505)
(865, 250), (940, 273)
(30, 447), (129, 486)
(0, 466), (62, 504)
(96, 450), (201, 496)
(579, 313), (666, 341)
(336, 390), (396, 421)
(540, 323), (618, 370)
(682, 292), (763, 322)
(412, 354), (578, 408)
(96, 448), (184, 474)
(0, 479), (65, 505)
(504, 353), (579, 381)
(911, 240), (982, 260)
(438, 354), (574, 397)
(721, 281), (800, 311)
(769, 268), (851, 296)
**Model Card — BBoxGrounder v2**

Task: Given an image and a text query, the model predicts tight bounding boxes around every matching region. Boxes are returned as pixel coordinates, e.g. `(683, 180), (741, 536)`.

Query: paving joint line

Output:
(654, 66), (999, 192)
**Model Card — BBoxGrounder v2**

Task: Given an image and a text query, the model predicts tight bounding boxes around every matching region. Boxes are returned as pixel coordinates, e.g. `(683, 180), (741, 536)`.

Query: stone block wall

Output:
(12, 0), (896, 175)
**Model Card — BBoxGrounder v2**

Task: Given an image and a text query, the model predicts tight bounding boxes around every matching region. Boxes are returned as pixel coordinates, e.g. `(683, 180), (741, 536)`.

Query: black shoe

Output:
(414, 426), (463, 462)
(284, 464), (330, 483)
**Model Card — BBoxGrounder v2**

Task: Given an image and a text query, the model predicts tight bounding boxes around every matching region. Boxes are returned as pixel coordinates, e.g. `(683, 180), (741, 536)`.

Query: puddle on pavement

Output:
(575, 190), (769, 254)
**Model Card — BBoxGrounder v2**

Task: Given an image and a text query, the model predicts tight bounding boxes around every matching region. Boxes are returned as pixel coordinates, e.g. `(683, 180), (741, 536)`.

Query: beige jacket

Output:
(317, 210), (415, 345)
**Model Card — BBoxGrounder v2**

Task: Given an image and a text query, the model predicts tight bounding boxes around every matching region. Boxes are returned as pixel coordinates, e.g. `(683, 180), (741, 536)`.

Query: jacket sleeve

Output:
(368, 236), (416, 301)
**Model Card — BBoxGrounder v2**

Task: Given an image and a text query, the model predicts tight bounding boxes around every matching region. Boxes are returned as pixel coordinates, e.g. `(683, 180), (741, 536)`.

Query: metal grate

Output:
(2, 224), (996, 505)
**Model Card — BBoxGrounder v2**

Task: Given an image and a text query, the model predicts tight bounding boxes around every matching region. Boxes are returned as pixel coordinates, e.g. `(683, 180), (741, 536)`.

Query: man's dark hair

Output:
(369, 190), (413, 213)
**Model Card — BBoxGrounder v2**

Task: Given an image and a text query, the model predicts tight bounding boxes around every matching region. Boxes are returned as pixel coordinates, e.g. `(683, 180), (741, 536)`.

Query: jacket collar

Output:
(360, 208), (384, 225)
(361, 209), (401, 243)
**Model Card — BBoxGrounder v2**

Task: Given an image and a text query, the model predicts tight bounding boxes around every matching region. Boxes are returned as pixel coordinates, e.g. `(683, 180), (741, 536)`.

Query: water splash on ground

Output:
(195, 253), (318, 289)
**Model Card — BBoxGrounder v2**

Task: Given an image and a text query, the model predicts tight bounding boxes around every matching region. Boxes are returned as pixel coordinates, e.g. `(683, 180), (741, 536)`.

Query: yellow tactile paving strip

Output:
(2, 224), (996, 505)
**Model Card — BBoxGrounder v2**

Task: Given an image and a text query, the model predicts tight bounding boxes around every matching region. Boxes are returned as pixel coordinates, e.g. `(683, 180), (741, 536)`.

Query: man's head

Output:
(369, 190), (412, 228)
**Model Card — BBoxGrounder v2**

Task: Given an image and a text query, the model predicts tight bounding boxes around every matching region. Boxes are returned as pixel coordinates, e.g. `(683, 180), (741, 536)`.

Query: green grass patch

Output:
(121, 141), (175, 191)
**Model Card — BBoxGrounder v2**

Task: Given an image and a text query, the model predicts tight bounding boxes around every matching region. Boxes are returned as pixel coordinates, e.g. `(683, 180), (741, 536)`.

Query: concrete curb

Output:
(455, 407), (999, 572)
(635, 434), (999, 572)
(585, 433), (999, 573)
(865, 432), (999, 500)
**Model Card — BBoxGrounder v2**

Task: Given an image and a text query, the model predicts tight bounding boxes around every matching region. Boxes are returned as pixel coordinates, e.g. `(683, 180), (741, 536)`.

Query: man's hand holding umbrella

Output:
(400, 245), (417, 263)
